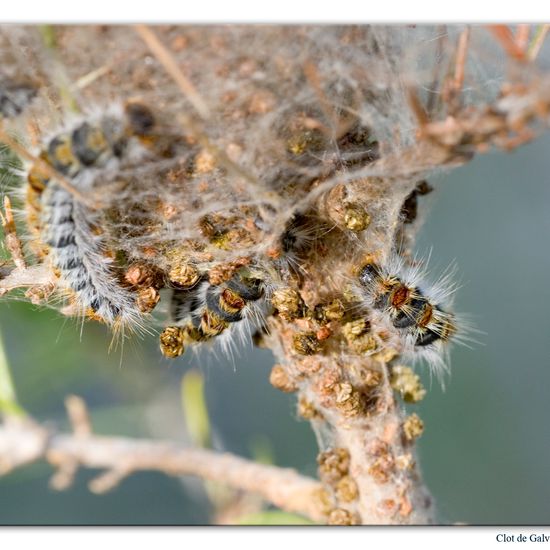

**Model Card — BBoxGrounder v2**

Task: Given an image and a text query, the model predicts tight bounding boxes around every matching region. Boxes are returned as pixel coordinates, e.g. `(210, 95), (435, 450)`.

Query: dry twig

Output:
(0, 397), (325, 523)
(529, 25), (550, 61)
(515, 25), (531, 54)
(0, 197), (55, 300)
(0, 196), (26, 270)
(488, 25), (527, 61)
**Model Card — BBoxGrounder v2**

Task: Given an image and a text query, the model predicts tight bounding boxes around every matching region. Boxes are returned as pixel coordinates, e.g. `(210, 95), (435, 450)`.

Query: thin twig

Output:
(72, 64), (113, 91)
(515, 25), (531, 54)
(49, 457), (78, 491)
(441, 27), (471, 115)
(426, 26), (447, 116)
(453, 28), (470, 99)
(0, 264), (56, 301)
(528, 25), (550, 61)
(0, 196), (57, 300)
(65, 395), (92, 437)
(407, 87), (429, 128)
(0, 196), (26, 270)
(487, 25), (527, 61)
(134, 25), (210, 120)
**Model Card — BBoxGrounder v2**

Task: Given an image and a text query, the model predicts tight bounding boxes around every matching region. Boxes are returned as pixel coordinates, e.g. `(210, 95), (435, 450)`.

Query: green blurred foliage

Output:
(181, 370), (211, 449)
(0, 331), (25, 416)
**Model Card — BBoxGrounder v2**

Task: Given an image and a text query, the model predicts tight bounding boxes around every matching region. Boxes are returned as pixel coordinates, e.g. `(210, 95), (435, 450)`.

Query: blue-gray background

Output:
(0, 133), (549, 525)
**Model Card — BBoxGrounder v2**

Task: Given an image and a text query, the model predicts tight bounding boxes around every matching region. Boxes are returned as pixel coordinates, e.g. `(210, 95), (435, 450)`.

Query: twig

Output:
(487, 25), (527, 61)
(49, 457), (78, 491)
(65, 395), (92, 437)
(0, 416), (49, 475)
(528, 25), (550, 61)
(453, 28), (470, 100)
(88, 467), (133, 494)
(515, 25), (531, 54)
(407, 87), (429, 128)
(0, 197), (57, 300)
(72, 64), (113, 91)
(425, 26), (447, 116)
(0, 264), (56, 298)
(134, 25), (210, 120)
(441, 27), (470, 115)
(0, 196), (26, 270)
(0, 398), (325, 523)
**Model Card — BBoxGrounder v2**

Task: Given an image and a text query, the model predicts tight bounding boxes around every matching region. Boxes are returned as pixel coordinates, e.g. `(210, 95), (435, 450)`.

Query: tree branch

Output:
(0, 398), (325, 523)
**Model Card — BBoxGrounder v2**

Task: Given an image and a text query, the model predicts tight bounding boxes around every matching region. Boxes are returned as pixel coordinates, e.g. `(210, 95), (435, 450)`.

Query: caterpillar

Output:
(27, 102), (155, 189)
(160, 267), (267, 358)
(357, 254), (469, 377)
(25, 102), (158, 330)
(266, 212), (322, 277)
(0, 78), (37, 118)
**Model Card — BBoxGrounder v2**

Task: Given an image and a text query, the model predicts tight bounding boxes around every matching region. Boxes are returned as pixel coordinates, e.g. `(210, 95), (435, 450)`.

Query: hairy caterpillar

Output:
(0, 78), (36, 118)
(25, 102), (158, 330)
(264, 211), (325, 278)
(357, 254), (469, 376)
(160, 267), (268, 358)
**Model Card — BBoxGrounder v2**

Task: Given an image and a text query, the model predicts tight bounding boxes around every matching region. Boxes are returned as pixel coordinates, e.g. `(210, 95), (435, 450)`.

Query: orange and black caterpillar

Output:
(357, 255), (470, 377)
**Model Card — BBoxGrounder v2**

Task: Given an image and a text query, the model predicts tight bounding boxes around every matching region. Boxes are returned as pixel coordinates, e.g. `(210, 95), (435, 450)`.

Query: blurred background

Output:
(0, 129), (549, 526)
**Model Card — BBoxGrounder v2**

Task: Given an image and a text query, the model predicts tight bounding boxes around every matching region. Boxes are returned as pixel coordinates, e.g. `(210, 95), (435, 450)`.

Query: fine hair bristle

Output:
(356, 251), (472, 381)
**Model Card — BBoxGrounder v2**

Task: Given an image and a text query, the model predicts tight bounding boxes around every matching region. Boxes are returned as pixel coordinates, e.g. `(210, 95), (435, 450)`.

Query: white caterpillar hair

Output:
(169, 269), (271, 359)
(23, 102), (161, 333)
(42, 183), (143, 331)
(357, 251), (475, 382)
